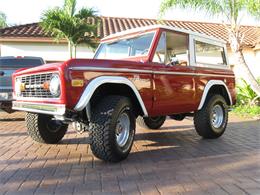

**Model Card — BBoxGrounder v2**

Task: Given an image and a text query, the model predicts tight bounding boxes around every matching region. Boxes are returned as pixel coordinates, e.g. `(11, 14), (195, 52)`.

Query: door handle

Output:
(0, 71), (4, 76)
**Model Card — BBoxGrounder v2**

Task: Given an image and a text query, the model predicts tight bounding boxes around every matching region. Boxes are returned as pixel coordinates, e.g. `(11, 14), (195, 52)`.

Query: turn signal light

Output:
(71, 79), (84, 87)
(43, 81), (50, 90)
(20, 83), (26, 91)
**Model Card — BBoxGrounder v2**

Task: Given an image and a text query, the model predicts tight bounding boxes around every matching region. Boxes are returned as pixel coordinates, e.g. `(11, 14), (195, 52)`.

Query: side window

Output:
(195, 41), (226, 65)
(152, 32), (166, 63)
(166, 32), (189, 66)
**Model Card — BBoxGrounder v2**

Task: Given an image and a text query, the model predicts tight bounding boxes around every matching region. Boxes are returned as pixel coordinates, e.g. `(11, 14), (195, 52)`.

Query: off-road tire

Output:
(194, 94), (228, 139)
(25, 113), (68, 144)
(89, 96), (136, 162)
(137, 116), (166, 129)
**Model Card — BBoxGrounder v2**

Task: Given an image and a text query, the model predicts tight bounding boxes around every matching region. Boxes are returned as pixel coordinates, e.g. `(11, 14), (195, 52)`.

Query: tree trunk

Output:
(234, 50), (260, 97)
(68, 40), (73, 59)
(74, 45), (77, 58)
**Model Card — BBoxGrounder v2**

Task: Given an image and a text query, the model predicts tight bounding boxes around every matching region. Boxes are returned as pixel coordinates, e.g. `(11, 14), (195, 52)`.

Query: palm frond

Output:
(64, 0), (77, 16)
(160, 0), (224, 17)
(75, 8), (97, 19)
(246, 0), (260, 18)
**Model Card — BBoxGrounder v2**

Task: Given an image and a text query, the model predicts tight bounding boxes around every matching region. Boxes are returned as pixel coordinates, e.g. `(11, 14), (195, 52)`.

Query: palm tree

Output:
(41, 0), (98, 58)
(0, 11), (7, 28)
(160, 0), (260, 97)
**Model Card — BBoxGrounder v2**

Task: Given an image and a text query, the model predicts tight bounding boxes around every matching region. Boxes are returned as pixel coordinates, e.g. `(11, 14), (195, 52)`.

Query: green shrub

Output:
(233, 105), (260, 118)
(233, 78), (260, 118)
(236, 78), (260, 106)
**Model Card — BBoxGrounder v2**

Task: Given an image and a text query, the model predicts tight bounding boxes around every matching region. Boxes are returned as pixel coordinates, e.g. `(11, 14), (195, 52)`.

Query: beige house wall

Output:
(0, 42), (94, 62)
(228, 47), (260, 79)
(1, 42), (260, 79)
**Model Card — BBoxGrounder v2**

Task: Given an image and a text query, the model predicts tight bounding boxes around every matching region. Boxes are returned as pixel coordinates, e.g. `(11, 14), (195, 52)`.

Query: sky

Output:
(0, 0), (259, 26)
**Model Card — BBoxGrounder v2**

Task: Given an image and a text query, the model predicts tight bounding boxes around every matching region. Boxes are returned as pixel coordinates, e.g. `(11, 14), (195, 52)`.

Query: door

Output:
(151, 30), (196, 116)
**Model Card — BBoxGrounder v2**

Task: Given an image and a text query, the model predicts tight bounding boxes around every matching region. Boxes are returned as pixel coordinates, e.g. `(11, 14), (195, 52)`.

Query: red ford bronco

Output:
(12, 25), (236, 162)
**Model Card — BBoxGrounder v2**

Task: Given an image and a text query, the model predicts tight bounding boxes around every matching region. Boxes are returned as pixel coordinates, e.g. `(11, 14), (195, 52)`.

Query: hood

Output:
(13, 62), (67, 77)
(67, 58), (148, 69)
(13, 57), (148, 77)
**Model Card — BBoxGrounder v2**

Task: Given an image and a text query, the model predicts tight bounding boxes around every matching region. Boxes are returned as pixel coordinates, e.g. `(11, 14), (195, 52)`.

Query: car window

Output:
(95, 32), (155, 59)
(195, 41), (226, 65)
(165, 32), (189, 66)
(152, 32), (166, 63)
(153, 31), (189, 66)
(0, 58), (44, 67)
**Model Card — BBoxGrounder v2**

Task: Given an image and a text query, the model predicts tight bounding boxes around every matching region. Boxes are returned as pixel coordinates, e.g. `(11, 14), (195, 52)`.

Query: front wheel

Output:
(89, 96), (136, 162)
(25, 113), (68, 144)
(194, 95), (228, 139)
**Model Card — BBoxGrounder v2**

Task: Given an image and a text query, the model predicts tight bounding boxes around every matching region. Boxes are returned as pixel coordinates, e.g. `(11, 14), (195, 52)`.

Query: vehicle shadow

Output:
(0, 118), (25, 122)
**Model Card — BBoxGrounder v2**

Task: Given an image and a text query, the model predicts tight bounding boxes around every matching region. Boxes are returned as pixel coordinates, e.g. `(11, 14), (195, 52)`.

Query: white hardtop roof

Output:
(101, 24), (226, 44)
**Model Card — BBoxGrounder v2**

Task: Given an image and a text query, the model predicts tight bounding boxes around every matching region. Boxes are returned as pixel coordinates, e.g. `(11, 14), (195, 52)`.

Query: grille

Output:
(19, 73), (55, 98)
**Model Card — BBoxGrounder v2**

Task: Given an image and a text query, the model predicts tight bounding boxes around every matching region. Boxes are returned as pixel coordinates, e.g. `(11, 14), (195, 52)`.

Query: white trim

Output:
(198, 80), (233, 110)
(12, 101), (66, 116)
(69, 67), (235, 78)
(189, 35), (230, 69)
(74, 76), (148, 116)
(102, 25), (226, 44)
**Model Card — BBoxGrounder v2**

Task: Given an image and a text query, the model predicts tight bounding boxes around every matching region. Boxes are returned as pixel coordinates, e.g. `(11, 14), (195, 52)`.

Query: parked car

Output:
(0, 56), (45, 113)
(12, 25), (236, 162)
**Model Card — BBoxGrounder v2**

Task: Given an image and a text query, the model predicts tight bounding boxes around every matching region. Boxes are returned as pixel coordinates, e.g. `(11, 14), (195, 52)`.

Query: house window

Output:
(195, 41), (226, 65)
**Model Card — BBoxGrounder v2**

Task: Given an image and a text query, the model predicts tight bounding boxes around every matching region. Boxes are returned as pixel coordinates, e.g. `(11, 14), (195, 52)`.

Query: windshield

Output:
(94, 32), (155, 59)
(0, 58), (44, 68)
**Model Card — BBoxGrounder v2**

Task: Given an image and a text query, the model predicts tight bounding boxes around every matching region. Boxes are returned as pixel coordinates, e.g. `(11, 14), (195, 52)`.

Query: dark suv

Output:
(0, 56), (45, 113)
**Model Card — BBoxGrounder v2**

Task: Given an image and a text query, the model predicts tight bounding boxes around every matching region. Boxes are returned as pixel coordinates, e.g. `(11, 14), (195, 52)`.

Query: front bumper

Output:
(12, 101), (66, 116)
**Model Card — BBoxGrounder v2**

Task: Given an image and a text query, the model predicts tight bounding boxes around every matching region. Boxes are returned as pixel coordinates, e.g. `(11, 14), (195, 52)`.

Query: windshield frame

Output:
(94, 31), (157, 60)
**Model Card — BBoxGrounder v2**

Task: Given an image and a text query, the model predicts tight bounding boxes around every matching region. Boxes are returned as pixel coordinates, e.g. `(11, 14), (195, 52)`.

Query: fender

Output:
(74, 76), (148, 116)
(198, 80), (232, 110)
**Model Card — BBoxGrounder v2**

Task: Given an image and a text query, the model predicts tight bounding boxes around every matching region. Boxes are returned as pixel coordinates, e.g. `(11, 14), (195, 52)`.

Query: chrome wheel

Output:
(116, 112), (130, 147)
(211, 104), (224, 129)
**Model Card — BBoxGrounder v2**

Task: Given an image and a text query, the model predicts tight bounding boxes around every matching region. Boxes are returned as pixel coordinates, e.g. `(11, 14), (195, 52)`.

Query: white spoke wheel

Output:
(116, 112), (130, 147)
(89, 96), (136, 162)
(194, 95), (228, 139)
(211, 104), (224, 129)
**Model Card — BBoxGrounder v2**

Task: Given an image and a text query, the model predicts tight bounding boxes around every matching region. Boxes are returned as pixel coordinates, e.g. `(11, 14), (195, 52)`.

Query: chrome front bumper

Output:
(12, 101), (66, 116)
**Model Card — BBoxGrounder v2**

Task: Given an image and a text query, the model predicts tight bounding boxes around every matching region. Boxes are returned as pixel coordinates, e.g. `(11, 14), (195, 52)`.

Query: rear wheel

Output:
(25, 113), (68, 144)
(137, 116), (166, 129)
(89, 96), (136, 162)
(194, 95), (228, 139)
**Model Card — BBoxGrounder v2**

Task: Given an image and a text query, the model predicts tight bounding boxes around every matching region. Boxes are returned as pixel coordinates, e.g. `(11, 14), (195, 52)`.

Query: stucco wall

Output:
(228, 48), (260, 79)
(1, 42), (259, 79)
(0, 42), (95, 62)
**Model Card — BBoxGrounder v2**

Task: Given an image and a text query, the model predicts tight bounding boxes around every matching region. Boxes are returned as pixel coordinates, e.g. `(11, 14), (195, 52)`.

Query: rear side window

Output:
(195, 41), (226, 65)
(0, 59), (44, 67)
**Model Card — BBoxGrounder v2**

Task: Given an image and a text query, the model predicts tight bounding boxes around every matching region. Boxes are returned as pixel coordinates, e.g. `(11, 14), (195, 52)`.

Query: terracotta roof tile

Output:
(0, 16), (259, 46)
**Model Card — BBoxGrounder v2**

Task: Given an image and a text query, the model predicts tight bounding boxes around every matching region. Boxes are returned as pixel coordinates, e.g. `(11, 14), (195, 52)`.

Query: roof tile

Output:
(0, 16), (259, 46)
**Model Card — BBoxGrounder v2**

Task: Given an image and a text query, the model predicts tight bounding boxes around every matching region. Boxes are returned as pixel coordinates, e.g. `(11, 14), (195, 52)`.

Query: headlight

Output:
(49, 74), (60, 97)
(15, 78), (22, 96)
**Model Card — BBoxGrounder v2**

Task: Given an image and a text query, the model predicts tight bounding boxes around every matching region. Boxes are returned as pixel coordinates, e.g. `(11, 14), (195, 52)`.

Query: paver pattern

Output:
(0, 111), (259, 195)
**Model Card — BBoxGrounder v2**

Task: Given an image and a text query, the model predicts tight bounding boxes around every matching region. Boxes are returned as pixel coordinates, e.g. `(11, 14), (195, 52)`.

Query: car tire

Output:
(137, 116), (166, 129)
(89, 95), (136, 162)
(25, 113), (68, 144)
(194, 94), (228, 139)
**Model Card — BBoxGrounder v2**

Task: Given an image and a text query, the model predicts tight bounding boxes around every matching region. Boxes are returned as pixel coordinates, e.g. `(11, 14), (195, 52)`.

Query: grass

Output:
(232, 105), (260, 119)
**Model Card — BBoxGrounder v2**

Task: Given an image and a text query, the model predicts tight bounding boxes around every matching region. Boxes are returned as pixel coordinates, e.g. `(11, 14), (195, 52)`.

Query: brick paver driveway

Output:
(0, 112), (259, 195)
